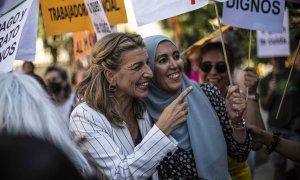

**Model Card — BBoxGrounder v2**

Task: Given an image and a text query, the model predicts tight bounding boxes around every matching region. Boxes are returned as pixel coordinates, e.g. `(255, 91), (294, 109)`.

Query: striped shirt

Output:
(69, 102), (178, 180)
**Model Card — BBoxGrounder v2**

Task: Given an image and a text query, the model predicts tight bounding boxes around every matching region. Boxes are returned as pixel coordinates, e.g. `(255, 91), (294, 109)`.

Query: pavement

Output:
(253, 152), (297, 180)
(253, 160), (274, 180)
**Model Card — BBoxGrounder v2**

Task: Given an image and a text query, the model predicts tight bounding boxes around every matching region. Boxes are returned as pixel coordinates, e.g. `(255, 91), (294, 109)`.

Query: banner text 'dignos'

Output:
(222, 0), (285, 33)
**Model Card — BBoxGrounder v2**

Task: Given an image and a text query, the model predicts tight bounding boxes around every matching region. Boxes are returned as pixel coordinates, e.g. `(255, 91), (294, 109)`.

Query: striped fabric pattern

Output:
(70, 102), (178, 180)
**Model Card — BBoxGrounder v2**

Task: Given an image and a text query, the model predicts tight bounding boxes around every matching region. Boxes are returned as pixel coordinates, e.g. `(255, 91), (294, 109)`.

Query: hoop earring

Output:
(108, 84), (116, 98)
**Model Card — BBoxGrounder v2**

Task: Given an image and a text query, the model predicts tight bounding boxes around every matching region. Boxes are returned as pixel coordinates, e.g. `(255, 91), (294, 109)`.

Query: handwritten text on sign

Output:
(84, 0), (111, 40)
(256, 9), (290, 58)
(73, 30), (97, 61)
(0, 0), (32, 73)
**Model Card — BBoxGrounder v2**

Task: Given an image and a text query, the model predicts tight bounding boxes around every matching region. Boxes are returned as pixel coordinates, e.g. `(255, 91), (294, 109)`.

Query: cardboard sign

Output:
(84, 0), (111, 40)
(40, 0), (94, 36)
(73, 30), (97, 61)
(102, 0), (127, 25)
(0, 0), (33, 73)
(222, 0), (285, 33)
(40, 0), (127, 36)
(256, 9), (290, 58)
(131, 0), (209, 26)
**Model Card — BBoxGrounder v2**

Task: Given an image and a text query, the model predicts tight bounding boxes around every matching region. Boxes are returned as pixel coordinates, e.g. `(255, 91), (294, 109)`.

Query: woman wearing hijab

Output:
(143, 35), (252, 179)
(69, 32), (193, 179)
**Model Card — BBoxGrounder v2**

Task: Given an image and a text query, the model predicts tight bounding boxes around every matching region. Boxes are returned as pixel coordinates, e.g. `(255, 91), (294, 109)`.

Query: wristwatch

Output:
(248, 92), (260, 102)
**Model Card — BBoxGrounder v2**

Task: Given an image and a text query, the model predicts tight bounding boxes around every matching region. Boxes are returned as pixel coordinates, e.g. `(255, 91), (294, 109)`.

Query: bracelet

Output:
(265, 132), (281, 155)
(230, 118), (246, 128)
(229, 118), (246, 131)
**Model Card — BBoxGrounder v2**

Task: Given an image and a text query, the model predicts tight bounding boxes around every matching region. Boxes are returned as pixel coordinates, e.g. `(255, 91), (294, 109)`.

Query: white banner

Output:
(256, 9), (290, 58)
(16, 0), (39, 61)
(84, 0), (111, 40)
(222, 0), (285, 33)
(0, 0), (33, 73)
(131, 0), (209, 26)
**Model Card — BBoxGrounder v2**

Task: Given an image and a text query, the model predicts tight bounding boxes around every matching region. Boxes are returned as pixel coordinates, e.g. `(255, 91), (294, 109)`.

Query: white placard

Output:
(131, 0), (209, 26)
(84, 0), (111, 40)
(222, 0), (285, 33)
(15, 0), (39, 61)
(0, 0), (33, 73)
(256, 9), (290, 58)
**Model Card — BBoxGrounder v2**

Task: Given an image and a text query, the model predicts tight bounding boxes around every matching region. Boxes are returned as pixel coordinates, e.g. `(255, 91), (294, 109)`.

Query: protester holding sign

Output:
(69, 32), (194, 180)
(143, 35), (251, 179)
(197, 41), (265, 179)
(260, 57), (300, 179)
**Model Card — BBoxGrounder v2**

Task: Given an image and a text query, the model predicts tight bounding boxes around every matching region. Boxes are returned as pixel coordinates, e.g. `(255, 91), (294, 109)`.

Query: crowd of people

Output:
(1, 31), (299, 180)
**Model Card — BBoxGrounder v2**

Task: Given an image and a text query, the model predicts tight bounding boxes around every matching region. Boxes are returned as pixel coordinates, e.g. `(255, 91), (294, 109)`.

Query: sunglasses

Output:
(199, 62), (227, 74)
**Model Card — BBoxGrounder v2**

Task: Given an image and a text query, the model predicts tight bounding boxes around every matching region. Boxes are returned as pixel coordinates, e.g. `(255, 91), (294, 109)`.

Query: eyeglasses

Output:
(199, 62), (227, 74)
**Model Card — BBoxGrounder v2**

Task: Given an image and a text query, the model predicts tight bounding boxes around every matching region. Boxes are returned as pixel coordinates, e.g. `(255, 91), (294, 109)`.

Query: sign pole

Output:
(213, 0), (233, 85)
(246, 30), (252, 101)
(276, 40), (300, 119)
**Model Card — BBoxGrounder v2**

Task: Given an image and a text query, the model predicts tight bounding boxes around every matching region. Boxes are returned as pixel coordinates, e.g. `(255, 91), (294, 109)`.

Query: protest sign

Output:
(0, 0), (33, 73)
(256, 9), (290, 58)
(41, 0), (126, 36)
(102, 0), (127, 25)
(131, 0), (209, 26)
(16, 0), (39, 61)
(222, 0), (285, 33)
(40, 0), (94, 36)
(84, 0), (111, 40)
(73, 30), (96, 61)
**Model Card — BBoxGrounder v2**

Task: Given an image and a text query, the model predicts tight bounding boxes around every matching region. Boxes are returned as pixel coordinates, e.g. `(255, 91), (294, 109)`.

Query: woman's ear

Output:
(104, 69), (116, 85)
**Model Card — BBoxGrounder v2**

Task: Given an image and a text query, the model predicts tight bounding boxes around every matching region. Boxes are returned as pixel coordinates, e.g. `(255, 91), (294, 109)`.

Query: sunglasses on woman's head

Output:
(199, 62), (227, 74)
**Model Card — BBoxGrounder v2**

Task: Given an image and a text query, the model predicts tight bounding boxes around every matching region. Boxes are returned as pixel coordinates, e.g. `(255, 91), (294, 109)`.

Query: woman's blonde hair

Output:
(76, 32), (146, 127)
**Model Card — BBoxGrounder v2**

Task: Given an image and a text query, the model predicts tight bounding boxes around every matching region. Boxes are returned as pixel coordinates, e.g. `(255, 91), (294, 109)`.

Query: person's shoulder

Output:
(71, 102), (110, 125)
(71, 102), (99, 117)
(200, 83), (222, 95)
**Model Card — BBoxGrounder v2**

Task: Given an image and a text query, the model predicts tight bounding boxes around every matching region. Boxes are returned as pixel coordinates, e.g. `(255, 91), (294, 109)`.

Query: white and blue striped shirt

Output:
(69, 102), (178, 180)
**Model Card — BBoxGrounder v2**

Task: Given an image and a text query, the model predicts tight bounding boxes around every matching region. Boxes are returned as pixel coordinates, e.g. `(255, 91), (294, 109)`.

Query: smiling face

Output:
(112, 47), (153, 100)
(153, 41), (184, 92)
(200, 49), (229, 94)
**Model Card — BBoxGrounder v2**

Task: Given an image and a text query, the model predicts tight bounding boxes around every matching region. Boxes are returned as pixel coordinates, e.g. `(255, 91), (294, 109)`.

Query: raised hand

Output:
(156, 86), (193, 136)
(244, 67), (259, 94)
(247, 124), (268, 150)
(226, 85), (246, 122)
(268, 78), (276, 94)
